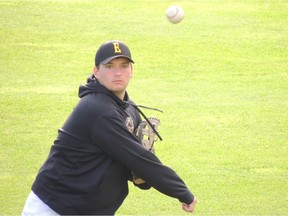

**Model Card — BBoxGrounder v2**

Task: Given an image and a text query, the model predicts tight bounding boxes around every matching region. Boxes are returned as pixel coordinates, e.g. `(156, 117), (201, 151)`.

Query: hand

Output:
(182, 197), (197, 213)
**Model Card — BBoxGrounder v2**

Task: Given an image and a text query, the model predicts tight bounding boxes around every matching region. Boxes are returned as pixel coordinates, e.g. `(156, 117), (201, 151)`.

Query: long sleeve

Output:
(91, 110), (194, 204)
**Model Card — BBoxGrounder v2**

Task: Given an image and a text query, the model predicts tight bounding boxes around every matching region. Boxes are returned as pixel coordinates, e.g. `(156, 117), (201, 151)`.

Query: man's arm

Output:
(92, 111), (196, 209)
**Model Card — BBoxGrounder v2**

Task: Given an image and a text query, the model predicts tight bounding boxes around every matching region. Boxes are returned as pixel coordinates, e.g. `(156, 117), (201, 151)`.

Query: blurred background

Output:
(1, 0), (287, 215)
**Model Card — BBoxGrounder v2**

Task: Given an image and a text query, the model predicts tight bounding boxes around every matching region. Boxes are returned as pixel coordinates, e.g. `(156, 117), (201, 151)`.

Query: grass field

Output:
(1, 0), (287, 215)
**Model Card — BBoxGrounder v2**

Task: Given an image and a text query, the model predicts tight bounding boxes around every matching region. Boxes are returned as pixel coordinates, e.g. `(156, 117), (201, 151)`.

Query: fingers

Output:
(182, 203), (193, 212)
(182, 197), (197, 213)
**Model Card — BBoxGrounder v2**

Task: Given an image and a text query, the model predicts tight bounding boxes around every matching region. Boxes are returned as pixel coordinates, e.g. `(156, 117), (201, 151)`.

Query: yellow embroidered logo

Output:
(113, 42), (121, 53)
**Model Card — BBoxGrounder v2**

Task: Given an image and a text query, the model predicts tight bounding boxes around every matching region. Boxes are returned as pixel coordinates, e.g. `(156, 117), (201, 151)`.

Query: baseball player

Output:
(22, 40), (197, 215)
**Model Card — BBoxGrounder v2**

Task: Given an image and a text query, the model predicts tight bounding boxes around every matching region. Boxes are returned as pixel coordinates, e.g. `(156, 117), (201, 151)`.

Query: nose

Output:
(113, 67), (122, 76)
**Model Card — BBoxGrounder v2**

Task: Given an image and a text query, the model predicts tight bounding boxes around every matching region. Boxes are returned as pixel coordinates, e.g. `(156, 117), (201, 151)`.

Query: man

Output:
(22, 40), (197, 215)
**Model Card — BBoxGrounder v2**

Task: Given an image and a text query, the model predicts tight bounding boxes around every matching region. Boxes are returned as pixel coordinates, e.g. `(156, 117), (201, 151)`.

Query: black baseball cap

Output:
(95, 40), (134, 66)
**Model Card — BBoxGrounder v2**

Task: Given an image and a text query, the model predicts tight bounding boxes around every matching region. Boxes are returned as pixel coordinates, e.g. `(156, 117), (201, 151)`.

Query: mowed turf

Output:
(0, 0), (287, 215)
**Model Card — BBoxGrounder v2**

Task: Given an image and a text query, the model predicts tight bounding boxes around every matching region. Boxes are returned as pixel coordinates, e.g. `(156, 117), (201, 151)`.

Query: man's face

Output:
(94, 57), (133, 99)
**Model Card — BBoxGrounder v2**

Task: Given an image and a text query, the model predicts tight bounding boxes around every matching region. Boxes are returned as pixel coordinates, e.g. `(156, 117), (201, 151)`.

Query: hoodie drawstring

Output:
(128, 102), (163, 141)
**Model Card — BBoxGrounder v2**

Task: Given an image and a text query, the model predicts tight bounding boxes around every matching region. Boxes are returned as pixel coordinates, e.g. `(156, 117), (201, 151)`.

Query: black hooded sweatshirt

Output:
(32, 79), (194, 215)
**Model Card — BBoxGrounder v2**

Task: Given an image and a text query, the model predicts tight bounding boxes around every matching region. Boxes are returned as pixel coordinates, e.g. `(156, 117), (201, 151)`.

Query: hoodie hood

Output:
(78, 74), (130, 109)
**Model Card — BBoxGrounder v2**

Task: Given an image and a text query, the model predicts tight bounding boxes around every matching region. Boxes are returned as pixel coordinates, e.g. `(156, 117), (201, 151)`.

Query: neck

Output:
(113, 91), (126, 101)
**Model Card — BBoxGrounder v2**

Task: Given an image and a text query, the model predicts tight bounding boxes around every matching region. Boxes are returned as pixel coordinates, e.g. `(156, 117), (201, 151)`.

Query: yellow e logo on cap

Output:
(113, 42), (121, 53)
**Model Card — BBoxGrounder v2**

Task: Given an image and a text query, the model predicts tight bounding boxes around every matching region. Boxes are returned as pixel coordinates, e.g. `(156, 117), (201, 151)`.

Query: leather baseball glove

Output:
(132, 117), (160, 184)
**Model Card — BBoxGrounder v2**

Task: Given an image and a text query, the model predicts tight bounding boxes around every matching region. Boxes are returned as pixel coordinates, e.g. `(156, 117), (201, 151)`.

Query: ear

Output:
(130, 65), (133, 78)
(93, 66), (99, 79)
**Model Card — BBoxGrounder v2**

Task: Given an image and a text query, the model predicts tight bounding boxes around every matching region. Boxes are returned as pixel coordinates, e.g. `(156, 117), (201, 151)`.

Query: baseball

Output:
(166, 5), (184, 24)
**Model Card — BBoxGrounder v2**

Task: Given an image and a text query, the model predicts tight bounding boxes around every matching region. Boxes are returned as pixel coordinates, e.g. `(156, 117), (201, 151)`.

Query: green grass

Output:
(1, 0), (287, 215)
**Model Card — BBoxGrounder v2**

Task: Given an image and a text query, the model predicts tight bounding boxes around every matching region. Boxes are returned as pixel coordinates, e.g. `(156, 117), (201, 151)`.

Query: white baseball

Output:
(166, 6), (184, 24)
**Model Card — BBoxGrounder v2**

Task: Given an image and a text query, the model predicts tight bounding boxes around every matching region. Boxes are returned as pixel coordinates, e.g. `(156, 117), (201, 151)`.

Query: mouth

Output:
(113, 80), (123, 84)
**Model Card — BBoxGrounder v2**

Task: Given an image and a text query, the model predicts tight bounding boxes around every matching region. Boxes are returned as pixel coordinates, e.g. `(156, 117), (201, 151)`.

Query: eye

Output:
(105, 65), (113, 69)
(122, 64), (129, 69)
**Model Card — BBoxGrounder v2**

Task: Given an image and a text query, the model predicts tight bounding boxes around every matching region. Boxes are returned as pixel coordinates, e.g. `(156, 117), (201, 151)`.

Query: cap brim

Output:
(100, 55), (134, 65)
